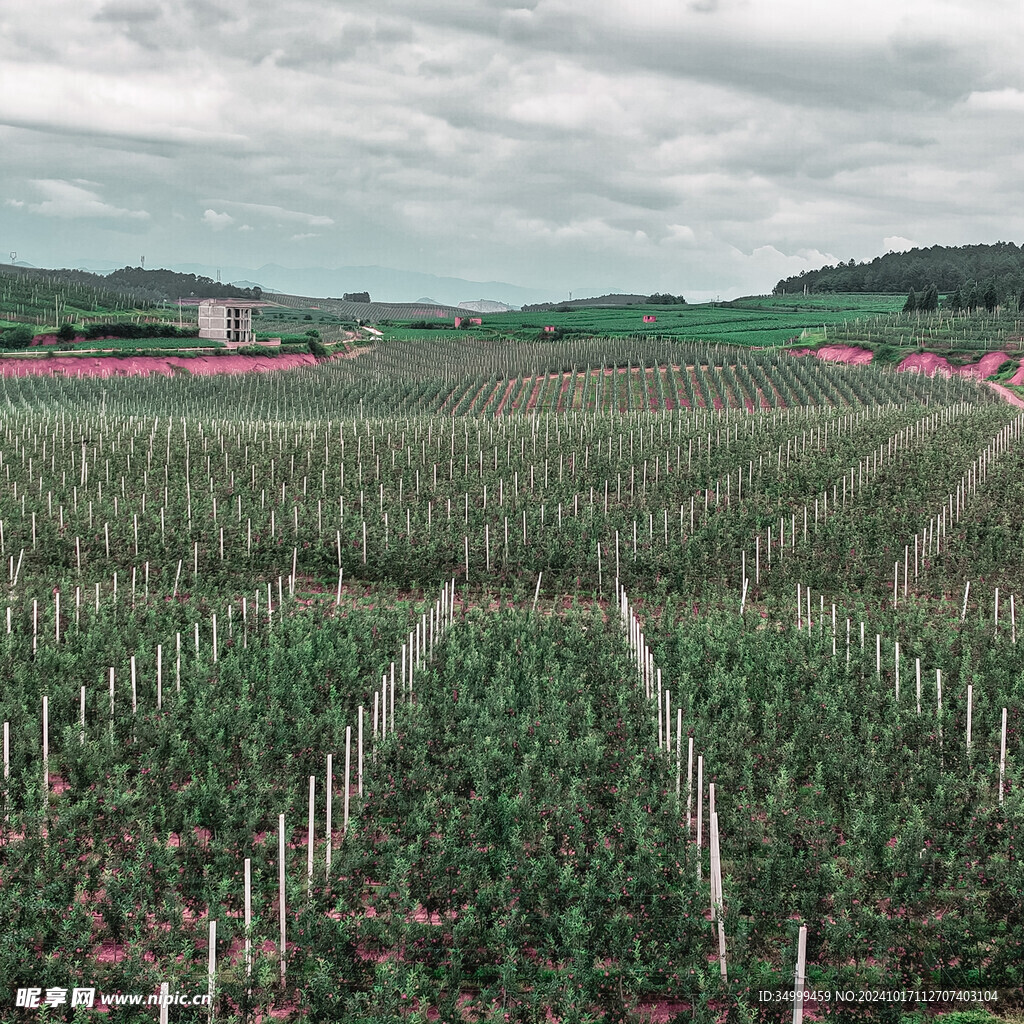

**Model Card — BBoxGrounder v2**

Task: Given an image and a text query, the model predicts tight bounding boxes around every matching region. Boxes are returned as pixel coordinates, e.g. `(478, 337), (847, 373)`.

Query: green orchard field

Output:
(381, 294), (907, 348)
(0, 335), (1021, 1024)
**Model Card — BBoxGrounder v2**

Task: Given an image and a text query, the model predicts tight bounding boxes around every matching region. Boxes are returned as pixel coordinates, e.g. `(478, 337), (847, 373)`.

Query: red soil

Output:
(957, 351), (1011, 378)
(788, 345), (873, 364)
(556, 372), (575, 412)
(524, 375), (544, 411)
(896, 350), (1010, 379)
(686, 367), (705, 409)
(493, 378), (517, 416)
(0, 353), (319, 377)
(896, 352), (954, 376)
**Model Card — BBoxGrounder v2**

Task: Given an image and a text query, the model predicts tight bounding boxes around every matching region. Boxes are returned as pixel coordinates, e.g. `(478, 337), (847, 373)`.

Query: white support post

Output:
(793, 924), (808, 1024)
(696, 755), (704, 881)
(42, 695), (49, 799)
(325, 754), (333, 878)
(686, 736), (694, 835)
(966, 683), (973, 754)
(712, 810), (727, 982)
(208, 919), (217, 1015)
(2, 720), (7, 822)
(358, 706), (364, 796)
(244, 859), (252, 987)
(307, 776), (315, 893)
(344, 726), (352, 836)
(894, 642), (900, 701)
(278, 814), (287, 987)
(999, 707), (1008, 804)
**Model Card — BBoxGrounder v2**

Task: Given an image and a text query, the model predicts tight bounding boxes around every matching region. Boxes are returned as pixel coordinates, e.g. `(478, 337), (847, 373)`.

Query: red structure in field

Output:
(643, 315), (657, 323)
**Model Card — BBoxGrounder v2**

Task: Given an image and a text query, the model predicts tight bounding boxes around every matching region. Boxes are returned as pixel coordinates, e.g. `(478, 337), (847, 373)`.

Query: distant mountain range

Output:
(67, 260), (552, 308)
(457, 299), (517, 313)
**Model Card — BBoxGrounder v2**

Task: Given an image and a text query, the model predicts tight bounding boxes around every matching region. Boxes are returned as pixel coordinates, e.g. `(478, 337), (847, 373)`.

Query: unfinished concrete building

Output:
(198, 300), (257, 345)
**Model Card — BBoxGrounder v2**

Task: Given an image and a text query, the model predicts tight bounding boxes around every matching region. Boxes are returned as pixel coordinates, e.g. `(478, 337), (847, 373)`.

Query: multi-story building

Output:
(197, 300), (259, 345)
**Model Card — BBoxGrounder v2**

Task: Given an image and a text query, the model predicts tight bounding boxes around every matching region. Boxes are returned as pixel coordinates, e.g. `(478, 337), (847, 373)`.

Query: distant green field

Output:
(378, 327), (465, 341)
(70, 336), (222, 351)
(381, 294), (907, 346)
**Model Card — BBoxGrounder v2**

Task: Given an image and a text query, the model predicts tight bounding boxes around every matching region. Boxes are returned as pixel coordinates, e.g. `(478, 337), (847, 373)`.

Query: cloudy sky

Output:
(2, 0), (1023, 302)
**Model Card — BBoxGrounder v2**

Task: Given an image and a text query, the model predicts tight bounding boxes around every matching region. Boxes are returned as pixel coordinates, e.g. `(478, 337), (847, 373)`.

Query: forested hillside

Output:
(775, 242), (1024, 305)
(0, 263), (260, 302)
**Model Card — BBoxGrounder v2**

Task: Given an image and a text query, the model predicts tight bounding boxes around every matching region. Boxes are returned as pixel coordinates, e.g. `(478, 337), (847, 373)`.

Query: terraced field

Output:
(0, 338), (1020, 1023)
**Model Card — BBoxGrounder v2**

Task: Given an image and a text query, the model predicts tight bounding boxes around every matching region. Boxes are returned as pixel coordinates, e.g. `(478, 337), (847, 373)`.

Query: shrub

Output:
(81, 322), (198, 340)
(0, 325), (34, 349)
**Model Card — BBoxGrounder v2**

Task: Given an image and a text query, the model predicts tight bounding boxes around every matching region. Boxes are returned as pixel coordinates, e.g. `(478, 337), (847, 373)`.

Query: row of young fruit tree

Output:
(0, 346), (1019, 1021)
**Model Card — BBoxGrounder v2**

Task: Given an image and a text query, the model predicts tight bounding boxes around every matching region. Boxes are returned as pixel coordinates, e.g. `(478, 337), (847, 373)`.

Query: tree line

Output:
(103, 267), (261, 300)
(775, 241), (1024, 305)
(902, 280), (1024, 313)
(523, 292), (686, 312)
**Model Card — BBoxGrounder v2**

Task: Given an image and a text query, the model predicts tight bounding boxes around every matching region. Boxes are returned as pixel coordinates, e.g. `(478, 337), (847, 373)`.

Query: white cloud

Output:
(290, 232), (320, 241)
(202, 209), (234, 229)
(883, 236), (917, 253)
(964, 89), (1024, 112)
(665, 224), (696, 244)
(5, 199), (24, 208)
(211, 201), (334, 227)
(25, 179), (149, 220)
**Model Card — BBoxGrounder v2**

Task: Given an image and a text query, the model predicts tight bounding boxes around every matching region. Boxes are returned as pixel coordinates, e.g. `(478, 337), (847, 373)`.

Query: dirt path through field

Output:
(986, 381), (1024, 407)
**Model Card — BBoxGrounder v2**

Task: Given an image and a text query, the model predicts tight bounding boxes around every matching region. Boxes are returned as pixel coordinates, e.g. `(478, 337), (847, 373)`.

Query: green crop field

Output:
(380, 293), (908, 347)
(0, 328), (1021, 1022)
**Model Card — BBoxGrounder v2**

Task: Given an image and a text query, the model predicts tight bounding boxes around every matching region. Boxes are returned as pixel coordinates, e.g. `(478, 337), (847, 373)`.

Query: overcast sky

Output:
(2, 0), (1024, 302)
